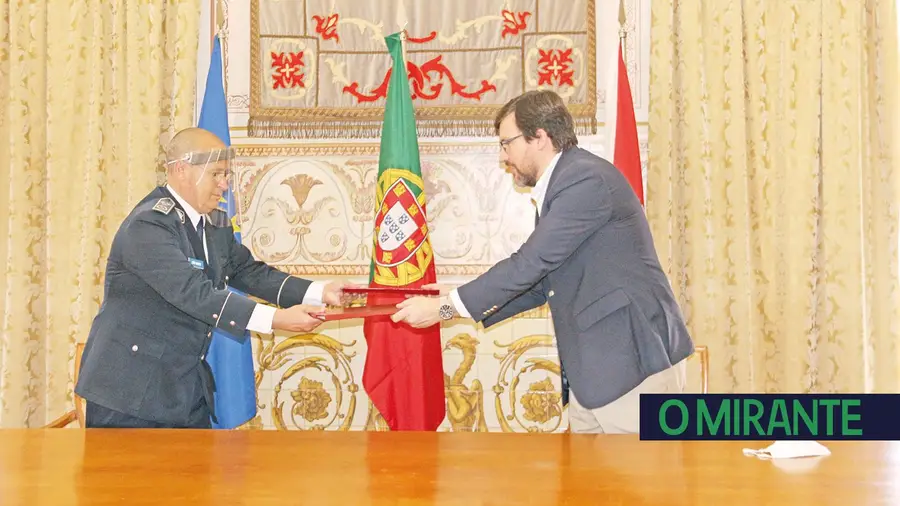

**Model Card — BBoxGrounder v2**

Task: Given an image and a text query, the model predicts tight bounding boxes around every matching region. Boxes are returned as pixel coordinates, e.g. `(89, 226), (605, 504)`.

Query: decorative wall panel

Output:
(232, 143), (537, 275)
(248, 0), (597, 138)
(245, 316), (567, 433)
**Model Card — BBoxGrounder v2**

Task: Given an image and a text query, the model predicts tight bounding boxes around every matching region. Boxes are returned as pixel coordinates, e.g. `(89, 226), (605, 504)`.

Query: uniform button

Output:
(207, 332), (212, 337)
(213, 313), (218, 319)
(230, 321), (235, 326)
(131, 345), (138, 352)
(200, 354), (205, 360)
(548, 290), (555, 297)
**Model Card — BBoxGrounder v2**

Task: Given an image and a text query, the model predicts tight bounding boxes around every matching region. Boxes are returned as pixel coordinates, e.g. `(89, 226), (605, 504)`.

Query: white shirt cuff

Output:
(302, 281), (326, 306)
(246, 303), (276, 334)
(449, 288), (471, 318)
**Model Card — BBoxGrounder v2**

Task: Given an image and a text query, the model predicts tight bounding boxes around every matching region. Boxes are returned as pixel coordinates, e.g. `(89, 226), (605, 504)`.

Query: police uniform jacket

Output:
(75, 186), (311, 426)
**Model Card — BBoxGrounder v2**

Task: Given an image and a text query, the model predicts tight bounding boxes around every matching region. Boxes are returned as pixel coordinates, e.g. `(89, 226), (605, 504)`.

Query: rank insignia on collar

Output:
(175, 208), (185, 223)
(152, 197), (175, 215)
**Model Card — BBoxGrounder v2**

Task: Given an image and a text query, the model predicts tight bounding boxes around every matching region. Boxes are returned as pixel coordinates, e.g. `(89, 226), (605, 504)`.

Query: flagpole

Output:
(401, 28), (409, 63)
(215, 0), (226, 97)
(618, 0), (627, 58)
(212, 2), (239, 235)
(214, 0), (224, 49)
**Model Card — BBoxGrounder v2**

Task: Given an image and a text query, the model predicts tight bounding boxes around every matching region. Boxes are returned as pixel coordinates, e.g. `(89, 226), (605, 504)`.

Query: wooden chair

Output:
(44, 342), (86, 428)
(690, 345), (710, 394)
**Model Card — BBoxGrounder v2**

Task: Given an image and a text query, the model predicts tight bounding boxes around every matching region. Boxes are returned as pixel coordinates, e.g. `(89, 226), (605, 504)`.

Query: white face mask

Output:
(742, 440), (831, 460)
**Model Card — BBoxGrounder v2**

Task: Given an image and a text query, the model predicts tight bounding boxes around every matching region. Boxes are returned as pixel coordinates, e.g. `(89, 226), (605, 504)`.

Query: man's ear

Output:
(172, 161), (186, 179)
(535, 128), (552, 149)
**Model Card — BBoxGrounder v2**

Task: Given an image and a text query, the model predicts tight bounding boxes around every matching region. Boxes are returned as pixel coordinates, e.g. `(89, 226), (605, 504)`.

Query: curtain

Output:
(647, 0), (899, 393)
(0, 0), (200, 427)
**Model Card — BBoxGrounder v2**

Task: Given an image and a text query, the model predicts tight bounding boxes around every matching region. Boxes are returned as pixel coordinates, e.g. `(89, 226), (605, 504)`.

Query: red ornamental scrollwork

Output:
(404, 30), (437, 44)
(312, 14), (340, 42)
(536, 48), (574, 87)
(271, 51), (305, 89)
(501, 10), (530, 37)
(343, 55), (496, 103)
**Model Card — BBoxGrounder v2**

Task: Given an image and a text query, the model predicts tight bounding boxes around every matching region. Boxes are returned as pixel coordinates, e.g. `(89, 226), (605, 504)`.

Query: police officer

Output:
(75, 128), (345, 428)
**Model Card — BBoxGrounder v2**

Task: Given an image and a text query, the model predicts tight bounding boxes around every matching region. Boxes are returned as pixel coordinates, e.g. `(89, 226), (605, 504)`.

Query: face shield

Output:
(165, 147), (234, 187)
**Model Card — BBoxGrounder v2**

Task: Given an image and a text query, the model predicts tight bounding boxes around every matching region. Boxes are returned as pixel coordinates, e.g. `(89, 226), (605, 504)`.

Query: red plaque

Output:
(343, 287), (440, 296)
(312, 305), (399, 321)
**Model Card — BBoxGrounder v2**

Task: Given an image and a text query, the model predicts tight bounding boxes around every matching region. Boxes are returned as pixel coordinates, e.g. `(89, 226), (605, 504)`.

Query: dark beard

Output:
(516, 163), (538, 187)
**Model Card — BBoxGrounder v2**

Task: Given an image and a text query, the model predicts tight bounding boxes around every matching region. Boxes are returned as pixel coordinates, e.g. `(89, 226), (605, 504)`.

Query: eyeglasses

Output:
(208, 170), (233, 183)
(499, 134), (523, 152)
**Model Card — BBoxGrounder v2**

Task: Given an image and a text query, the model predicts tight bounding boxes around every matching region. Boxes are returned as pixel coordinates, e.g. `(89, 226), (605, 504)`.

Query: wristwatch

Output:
(438, 296), (455, 321)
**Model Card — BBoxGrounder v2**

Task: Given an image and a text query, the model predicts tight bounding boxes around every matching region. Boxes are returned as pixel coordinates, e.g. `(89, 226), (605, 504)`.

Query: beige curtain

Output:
(648, 0), (899, 393)
(0, 0), (200, 428)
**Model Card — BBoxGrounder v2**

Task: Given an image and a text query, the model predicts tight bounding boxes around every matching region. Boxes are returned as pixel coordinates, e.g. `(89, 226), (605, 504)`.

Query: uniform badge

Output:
(152, 197), (175, 215)
(175, 208), (185, 223)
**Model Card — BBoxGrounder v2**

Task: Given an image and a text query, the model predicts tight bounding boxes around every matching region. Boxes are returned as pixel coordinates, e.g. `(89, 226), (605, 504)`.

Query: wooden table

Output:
(0, 429), (896, 505)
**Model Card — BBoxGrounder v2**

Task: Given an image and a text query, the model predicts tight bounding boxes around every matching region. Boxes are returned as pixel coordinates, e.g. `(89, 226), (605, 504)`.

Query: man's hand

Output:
(272, 304), (326, 332)
(391, 296), (442, 328)
(322, 280), (363, 306)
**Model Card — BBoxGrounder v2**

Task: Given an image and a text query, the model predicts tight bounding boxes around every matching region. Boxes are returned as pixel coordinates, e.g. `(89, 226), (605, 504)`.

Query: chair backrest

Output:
(43, 342), (87, 428)
(74, 342), (85, 427)
(691, 345), (709, 394)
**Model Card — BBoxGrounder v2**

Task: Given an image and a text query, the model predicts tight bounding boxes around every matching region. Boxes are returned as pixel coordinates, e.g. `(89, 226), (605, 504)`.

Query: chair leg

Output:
(44, 410), (77, 428)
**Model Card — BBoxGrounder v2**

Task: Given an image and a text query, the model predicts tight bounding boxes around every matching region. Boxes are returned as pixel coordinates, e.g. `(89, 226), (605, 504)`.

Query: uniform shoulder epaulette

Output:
(152, 197), (175, 215)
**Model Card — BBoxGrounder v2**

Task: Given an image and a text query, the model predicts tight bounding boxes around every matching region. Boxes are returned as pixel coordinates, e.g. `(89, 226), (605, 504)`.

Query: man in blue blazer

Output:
(393, 91), (694, 434)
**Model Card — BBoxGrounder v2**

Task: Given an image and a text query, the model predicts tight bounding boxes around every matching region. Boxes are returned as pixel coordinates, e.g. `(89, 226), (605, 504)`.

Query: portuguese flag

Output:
(361, 32), (446, 431)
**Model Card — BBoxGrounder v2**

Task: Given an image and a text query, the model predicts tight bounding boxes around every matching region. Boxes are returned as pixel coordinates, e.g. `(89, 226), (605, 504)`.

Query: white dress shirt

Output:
(166, 185), (324, 333)
(449, 152), (562, 318)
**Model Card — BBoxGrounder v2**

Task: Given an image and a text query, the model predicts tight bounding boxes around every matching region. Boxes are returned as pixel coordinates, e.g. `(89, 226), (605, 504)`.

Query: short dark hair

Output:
(493, 90), (578, 151)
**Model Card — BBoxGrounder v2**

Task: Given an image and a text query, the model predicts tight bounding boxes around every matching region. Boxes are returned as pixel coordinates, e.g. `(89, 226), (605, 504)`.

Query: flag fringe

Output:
(247, 117), (597, 140)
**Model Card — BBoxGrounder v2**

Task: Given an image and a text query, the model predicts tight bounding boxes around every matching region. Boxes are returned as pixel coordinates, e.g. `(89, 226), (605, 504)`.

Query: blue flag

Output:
(199, 33), (256, 429)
